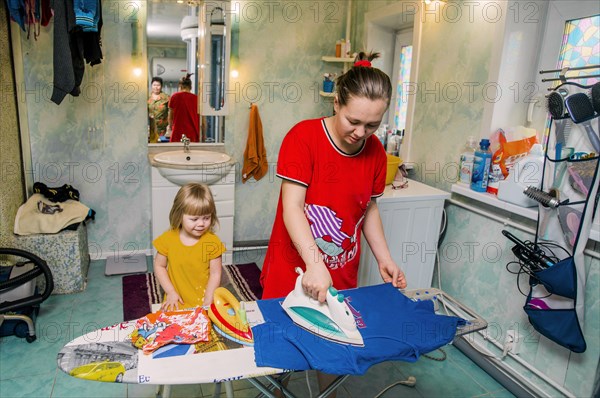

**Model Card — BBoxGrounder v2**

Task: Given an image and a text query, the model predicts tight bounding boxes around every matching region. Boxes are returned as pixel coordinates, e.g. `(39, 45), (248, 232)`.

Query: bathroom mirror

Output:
(147, 0), (231, 144)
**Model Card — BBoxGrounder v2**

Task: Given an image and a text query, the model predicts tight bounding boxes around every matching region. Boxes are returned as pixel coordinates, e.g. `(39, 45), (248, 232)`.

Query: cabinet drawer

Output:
(215, 200), (234, 217)
(215, 216), (233, 248)
(210, 184), (234, 202)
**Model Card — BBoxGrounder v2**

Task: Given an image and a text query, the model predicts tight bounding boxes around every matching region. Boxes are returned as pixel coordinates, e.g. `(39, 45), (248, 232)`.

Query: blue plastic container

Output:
(470, 139), (492, 192)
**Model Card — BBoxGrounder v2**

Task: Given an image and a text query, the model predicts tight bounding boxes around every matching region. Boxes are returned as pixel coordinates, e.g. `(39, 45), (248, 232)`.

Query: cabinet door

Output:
(151, 168), (235, 265)
(358, 198), (445, 288)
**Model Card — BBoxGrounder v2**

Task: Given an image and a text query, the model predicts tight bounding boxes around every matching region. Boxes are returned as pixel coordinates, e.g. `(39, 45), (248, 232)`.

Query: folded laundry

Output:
(253, 283), (466, 375)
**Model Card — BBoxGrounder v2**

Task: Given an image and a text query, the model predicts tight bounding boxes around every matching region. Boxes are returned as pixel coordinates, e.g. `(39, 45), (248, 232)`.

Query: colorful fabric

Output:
(131, 307), (211, 355)
(169, 91), (200, 143)
(253, 283), (466, 375)
(260, 118), (387, 299)
(153, 229), (226, 308)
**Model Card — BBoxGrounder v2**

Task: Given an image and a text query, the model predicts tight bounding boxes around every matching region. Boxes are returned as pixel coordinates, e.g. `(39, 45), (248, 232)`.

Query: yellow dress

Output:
(153, 229), (226, 308)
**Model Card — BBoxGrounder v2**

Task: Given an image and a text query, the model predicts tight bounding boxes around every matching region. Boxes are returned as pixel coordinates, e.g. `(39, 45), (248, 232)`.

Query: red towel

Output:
(242, 104), (268, 183)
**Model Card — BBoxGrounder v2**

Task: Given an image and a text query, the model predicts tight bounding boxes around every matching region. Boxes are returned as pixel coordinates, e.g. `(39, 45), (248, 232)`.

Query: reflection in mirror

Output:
(197, 0), (232, 143)
(146, 0), (231, 145)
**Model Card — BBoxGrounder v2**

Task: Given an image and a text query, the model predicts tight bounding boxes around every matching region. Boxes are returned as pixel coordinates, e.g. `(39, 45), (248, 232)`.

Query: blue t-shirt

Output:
(253, 283), (466, 375)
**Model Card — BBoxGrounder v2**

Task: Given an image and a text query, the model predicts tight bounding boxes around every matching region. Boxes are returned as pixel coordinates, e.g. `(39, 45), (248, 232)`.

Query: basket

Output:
(386, 154), (402, 185)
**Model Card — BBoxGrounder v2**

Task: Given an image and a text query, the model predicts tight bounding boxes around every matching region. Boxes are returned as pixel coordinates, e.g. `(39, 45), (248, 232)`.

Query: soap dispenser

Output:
(497, 143), (545, 207)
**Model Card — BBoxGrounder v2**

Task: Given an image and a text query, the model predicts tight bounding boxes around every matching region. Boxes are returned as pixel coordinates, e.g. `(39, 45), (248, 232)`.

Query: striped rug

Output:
(122, 263), (262, 321)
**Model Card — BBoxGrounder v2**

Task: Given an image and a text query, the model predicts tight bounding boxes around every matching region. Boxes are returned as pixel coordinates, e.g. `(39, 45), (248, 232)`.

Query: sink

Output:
(154, 150), (231, 166)
(152, 150), (234, 185)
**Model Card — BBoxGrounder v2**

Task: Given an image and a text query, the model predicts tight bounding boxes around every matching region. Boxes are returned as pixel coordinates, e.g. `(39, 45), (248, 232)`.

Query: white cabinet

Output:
(358, 179), (450, 289)
(151, 167), (235, 265)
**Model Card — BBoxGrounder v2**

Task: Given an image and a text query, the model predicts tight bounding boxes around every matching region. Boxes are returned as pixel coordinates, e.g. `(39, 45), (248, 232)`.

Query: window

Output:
(556, 15), (599, 86)
(392, 37), (413, 132)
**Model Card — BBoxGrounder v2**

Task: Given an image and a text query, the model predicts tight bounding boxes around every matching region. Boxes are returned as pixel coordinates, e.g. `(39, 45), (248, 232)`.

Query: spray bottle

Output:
(470, 139), (492, 192)
(458, 136), (478, 185)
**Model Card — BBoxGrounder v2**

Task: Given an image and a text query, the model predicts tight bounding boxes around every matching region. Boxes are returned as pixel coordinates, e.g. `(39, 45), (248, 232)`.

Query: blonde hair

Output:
(336, 51), (392, 107)
(169, 183), (218, 231)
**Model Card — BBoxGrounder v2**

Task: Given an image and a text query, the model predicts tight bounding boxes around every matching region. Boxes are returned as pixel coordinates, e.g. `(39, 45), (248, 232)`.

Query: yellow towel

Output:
(242, 104), (268, 183)
(14, 194), (90, 235)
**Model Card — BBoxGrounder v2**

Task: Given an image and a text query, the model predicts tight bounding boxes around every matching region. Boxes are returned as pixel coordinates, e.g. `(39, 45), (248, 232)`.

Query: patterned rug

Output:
(121, 263), (262, 322)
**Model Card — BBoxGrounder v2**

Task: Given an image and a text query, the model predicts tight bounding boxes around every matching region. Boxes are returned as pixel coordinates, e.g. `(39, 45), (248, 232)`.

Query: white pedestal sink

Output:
(151, 150), (234, 185)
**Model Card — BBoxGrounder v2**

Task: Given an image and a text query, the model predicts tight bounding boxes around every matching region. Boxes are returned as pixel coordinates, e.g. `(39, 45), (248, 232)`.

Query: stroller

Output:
(0, 248), (54, 342)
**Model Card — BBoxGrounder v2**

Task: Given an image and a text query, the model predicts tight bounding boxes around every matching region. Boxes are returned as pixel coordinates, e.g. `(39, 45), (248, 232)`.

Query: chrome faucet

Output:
(181, 134), (191, 153)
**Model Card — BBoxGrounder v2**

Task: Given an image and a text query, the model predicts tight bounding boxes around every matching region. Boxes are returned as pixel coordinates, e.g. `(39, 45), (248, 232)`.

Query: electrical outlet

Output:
(506, 329), (522, 355)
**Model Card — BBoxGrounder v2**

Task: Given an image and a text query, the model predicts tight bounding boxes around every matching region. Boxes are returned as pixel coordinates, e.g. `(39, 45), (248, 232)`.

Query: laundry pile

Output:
(14, 182), (95, 235)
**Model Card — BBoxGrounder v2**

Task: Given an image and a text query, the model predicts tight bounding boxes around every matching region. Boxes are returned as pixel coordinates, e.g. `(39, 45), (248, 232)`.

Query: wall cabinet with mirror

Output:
(147, 0), (231, 145)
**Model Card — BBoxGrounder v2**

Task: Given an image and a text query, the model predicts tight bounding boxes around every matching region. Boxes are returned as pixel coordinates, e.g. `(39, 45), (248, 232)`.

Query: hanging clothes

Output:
(50, 0), (103, 105)
(242, 104), (269, 183)
(6, 0), (52, 39)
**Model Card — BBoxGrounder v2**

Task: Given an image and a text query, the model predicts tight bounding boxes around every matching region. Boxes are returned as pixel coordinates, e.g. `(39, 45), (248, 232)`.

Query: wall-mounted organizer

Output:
(512, 74), (600, 353)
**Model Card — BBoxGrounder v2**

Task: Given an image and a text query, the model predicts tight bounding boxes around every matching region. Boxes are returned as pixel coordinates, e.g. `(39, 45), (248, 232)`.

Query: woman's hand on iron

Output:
(302, 263), (333, 303)
(379, 261), (407, 289)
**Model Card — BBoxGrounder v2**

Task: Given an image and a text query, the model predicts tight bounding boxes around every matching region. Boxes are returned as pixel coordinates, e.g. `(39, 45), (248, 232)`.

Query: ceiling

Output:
(147, 1), (191, 45)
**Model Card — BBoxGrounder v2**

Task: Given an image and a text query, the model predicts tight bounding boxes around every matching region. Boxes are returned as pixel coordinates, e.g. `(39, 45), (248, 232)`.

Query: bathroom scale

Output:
(105, 253), (148, 276)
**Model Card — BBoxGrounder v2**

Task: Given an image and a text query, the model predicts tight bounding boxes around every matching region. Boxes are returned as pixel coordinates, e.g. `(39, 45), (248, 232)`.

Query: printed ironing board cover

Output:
(57, 302), (283, 385)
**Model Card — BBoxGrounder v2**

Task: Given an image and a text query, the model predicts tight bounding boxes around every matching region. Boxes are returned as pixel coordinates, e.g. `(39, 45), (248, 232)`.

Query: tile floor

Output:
(0, 260), (515, 398)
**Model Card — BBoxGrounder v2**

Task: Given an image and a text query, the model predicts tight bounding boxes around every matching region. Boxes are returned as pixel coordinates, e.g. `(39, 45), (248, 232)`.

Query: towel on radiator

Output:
(242, 104), (268, 183)
(14, 194), (90, 235)
(252, 283), (466, 375)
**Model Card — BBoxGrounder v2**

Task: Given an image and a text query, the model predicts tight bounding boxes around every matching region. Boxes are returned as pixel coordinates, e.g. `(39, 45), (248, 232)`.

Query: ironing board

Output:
(57, 288), (486, 398)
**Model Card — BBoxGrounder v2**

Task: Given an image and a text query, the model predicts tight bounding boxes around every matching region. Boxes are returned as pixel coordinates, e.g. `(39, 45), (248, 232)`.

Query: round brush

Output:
(547, 91), (568, 145)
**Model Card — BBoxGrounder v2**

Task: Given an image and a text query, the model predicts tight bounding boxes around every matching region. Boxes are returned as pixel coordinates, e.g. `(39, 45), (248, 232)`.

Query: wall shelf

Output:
(451, 183), (538, 220)
(321, 56), (355, 63)
(451, 183), (599, 243)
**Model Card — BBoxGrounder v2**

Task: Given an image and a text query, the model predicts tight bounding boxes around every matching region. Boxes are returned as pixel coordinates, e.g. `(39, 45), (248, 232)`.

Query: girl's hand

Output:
(202, 297), (213, 308)
(379, 260), (407, 289)
(161, 293), (184, 312)
(302, 263), (332, 303)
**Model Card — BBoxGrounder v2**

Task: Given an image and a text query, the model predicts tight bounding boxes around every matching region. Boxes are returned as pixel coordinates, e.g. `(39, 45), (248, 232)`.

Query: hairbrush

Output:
(546, 91), (569, 146)
(591, 82), (600, 133)
(565, 93), (600, 152)
(523, 186), (562, 208)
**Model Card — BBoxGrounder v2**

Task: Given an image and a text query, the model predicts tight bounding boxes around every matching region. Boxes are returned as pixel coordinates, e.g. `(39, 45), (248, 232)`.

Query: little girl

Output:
(153, 183), (225, 311)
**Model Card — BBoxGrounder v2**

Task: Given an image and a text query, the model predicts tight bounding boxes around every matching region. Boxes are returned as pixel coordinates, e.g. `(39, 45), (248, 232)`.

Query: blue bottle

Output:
(470, 139), (492, 192)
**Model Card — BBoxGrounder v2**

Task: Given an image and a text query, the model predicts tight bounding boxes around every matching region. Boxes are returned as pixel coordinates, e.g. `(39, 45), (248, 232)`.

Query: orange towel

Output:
(242, 104), (268, 183)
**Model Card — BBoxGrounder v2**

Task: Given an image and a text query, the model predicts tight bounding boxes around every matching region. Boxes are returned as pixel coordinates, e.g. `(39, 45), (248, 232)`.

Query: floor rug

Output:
(222, 262), (263, 301)
(122, 263), (262, 322)
(122, 272), (163, 321)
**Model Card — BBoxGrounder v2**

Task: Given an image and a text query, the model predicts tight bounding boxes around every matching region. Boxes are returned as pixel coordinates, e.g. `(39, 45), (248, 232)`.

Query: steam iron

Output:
(281, 268), (364, 347)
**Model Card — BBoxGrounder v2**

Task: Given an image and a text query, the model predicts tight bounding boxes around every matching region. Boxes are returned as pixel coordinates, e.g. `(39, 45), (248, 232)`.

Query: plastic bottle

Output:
(335, 40), (342, 57)
(470, 139), (492, 192)
(458, 136), (477, 185)
(387, 133), (400, 156)
(497, 143), (545, 207)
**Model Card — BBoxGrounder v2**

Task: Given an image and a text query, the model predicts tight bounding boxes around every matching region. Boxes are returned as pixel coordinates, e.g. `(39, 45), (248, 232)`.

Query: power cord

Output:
(374, 209), (450, 397)
(505, 239), (571, 297)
